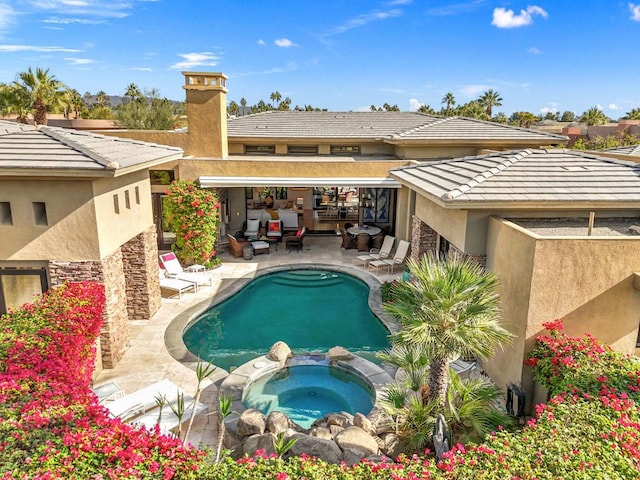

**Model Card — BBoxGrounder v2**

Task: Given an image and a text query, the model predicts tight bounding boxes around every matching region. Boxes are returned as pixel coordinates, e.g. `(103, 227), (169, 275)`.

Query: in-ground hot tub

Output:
(219, 352), (394, 429)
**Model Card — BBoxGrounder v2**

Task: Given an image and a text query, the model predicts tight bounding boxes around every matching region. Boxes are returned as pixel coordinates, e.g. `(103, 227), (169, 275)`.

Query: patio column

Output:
(49, 249), (130, 369)
(121, 225), (161, 320)
(410, 215), (437, 262)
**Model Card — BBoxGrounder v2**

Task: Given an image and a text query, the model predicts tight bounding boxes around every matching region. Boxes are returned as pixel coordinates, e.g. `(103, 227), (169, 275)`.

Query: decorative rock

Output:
(327, 346), (354, 362)
(367, 408), (396, 435)
(237, 408), (266, 437)
(334, 426), (380, 456)
(329, 425), (345, 437)
(379, 432), (404, 458)
(266, 411), (290, 435)
(342, 448), (368, 466)
(354, 412), (374, 435)
(222, 415), (243, 450)
(289, 433), (343, 464)
(267, 341), (292, 365)
(243, 433), (277, 457)
(326, 412), (351, 428)
(309, 426), (333, 440)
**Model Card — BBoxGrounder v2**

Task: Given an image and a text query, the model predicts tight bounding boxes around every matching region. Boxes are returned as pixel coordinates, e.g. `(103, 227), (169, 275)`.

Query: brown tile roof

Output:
(390, 148), (640, 207)
(227, 111), (567, 143)
(0, 120), (183, 174)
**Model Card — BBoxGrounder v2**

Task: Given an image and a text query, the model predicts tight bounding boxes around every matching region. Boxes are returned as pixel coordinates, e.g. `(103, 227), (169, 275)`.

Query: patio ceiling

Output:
(198, 176), (401, 188)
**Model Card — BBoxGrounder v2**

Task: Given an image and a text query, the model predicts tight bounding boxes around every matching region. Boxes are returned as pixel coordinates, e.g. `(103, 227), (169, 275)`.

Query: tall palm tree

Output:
(95, 90), (110, 108)
(579, 106), (608, 126)
(239, 97), (247, 115)
(13, 67), (66, 126)
(441, 92), (456, 116)
(478, 89), (502, 118)
(269, 91), (282, 109)
(383, 253), (512, 409)
(125, 83), (143, 103)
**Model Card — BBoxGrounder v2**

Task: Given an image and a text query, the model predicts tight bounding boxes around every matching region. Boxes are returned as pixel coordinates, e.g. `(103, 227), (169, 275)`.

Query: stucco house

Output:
(4, 71), (638, 401)
(0, 120), (183, 368)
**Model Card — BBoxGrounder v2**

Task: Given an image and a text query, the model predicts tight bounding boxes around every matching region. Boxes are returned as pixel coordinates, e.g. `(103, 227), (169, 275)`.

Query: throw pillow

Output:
(296, 228), (303, 236)
(268, 221), (281, 232)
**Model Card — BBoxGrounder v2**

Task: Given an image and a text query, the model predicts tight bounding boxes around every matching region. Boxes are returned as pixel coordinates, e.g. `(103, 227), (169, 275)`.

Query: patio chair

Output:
(266, 219), (283, 242)
(227, 234), (252, 258)
(244, 219), (261, 239)
(104, 379), (181, 421)
(339, 228), (356, 249)
(159, 269), (197, 298)
(284, 227), (306, 252)
(92, 381), (125, 403)
(369, 239), (410, 274)
(356, 235), (395, 267)
(158, 252), (213, 288)
(356, 232), (371, 252)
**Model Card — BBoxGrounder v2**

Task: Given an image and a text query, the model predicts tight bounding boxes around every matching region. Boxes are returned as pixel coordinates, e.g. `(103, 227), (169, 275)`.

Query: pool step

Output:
(272, 271), (343, 288)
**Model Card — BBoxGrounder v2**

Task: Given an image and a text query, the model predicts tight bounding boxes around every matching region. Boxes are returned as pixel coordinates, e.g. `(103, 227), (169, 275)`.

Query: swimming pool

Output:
(182, 269), (391, 371)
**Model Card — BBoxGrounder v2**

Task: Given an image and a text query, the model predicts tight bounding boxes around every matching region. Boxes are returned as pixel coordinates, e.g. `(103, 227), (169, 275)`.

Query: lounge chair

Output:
(159, 252), (213, 288)
(356, 235), (395, 267)
(159, 269), (197, 298)
(92, 381), (125, 403)
(370, 239), (410, 274)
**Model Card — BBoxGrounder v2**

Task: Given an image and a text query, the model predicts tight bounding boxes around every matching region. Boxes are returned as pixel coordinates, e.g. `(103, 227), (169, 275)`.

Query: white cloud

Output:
(539, 106), (558, 114)
(409, 98), (423, 111)
(65, 57), (94, 65)
(608, 103), (619, 110)
(596, 104), (604, 111)
(44, 17), (106, 24)
(492, 5), (548, 28)
(528, 46), (542, 54)
(324, 8), (403, 36)
(170, 52), (221, 70)
(0, 44), (81, 52)
(257, 39), (266, 46)
(425, 0), (487, 16)
(460, 84), (488, 97)
(274, 38), (296, 48)
(0, 4), (17, 32)
(630, 3), (640, 21)
(128, 67), (152, 71)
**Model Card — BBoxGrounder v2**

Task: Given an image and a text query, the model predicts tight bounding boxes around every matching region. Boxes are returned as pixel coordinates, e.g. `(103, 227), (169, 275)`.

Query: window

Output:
(135, 186), (140, 205)
(287, 145), (318, 155)
(124, 190), (131, 209)
(113, 194), (120, 214)
(32, 202), (48, 226)
(245, 145), (275, 155)
(0, 268), (48, 315)
(0, 202), (12, 225)
(331, 145), (361, 155)
(275, 187), (287, 200)
(150, 170), (174, 185)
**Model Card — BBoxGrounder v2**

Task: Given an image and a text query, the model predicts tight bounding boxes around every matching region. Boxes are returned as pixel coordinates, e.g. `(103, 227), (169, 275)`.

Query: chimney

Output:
(182, 72), (228, 158)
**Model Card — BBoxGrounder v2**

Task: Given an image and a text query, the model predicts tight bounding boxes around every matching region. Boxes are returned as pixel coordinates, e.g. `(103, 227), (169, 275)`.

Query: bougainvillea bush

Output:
(163, 180), (221, 268)
(0, 282), (204, 479)
(3, 284), (640, 480)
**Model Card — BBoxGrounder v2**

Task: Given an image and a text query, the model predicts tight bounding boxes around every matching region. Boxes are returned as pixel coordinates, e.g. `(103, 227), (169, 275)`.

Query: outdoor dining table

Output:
(346, 225), (382, 237)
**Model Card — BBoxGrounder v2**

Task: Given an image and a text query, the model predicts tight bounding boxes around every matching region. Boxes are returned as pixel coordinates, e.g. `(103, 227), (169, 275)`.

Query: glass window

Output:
(287, 145), (318, 155)
(245, 145), (275, 155)
(330, 145), (360, 155)
(32, 202), (48, 226)
(0, 202), (12, 225)
(0, 268), (48, 315)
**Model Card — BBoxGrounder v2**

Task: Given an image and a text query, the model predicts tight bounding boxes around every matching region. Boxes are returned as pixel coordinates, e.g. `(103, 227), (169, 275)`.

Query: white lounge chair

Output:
(92, 381), (125, 403)
(133, 395), (209, 436)
(159, 270), (197, 298)
(370, 239), (410, 274)
(356, 235), (395, 267)
(159, 252), (213, 288)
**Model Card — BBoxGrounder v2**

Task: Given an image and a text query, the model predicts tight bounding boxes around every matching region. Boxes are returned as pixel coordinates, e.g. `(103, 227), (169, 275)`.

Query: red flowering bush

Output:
(163, 180), (221, 268)
(0, 282), (204, 478)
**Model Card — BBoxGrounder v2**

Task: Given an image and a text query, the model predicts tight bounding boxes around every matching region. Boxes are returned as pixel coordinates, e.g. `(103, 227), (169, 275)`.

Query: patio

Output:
(93, 234), (402, 448)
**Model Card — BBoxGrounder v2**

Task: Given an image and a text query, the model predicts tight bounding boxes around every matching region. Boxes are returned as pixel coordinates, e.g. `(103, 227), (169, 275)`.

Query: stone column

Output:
(410, 215), (437, 262)
(121, 226), (161, 320)
(48, 249), (129, 369)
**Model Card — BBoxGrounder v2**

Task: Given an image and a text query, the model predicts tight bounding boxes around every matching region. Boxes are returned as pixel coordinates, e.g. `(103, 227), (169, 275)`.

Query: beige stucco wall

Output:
(486, 217), (640, 401)
(414, 196), (468, 250)
(0, 171), (155, 262)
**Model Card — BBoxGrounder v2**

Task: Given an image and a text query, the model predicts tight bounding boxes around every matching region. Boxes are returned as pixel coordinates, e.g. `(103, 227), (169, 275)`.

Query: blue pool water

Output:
(182, 269), (390, 371)
(242, 365), (375, 428)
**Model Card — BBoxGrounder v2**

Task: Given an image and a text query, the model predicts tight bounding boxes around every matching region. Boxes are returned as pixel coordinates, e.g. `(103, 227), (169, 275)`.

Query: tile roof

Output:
(390, 148), (640, 207)
(604, 144), (640, 156)
(0, 120), (183, 174)
(227, 111), (567, 143)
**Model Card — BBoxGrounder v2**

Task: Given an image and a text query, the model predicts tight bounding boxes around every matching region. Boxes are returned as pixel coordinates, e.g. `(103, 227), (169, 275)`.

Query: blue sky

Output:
(0, 1), (639, 118)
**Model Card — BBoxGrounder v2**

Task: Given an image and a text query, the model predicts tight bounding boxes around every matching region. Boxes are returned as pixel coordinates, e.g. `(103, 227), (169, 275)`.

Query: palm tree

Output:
(624, 108), (640, 120)
(478, 89), (502, 119)
(94, 90), (110, 108)
(239, 97), (247, 115)
(510, 111), (538, 128)
(228, 100), (240, 116)
(13, 67), (66, 126)
(125, 83), (143, 103)
(383, 253), (512, 409)
(417, 104), (436, 115)
(579, 106), (608, 126)
(269, 91), (282, 109)
(441, 92), (456, 116)
(459, 101), (487, 120)
(0, 83), (31, 122)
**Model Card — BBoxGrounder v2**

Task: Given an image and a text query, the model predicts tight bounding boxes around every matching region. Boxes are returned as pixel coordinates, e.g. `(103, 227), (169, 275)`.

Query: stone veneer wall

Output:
(410, 215), (437, 262)
(121, 226), (161, 320)
(48, 249), (129, 368)
(448, 243), (487, 269)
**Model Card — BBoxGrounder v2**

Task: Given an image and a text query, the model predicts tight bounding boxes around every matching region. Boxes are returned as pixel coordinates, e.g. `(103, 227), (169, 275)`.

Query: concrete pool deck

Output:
(93, 235), (402, 448)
